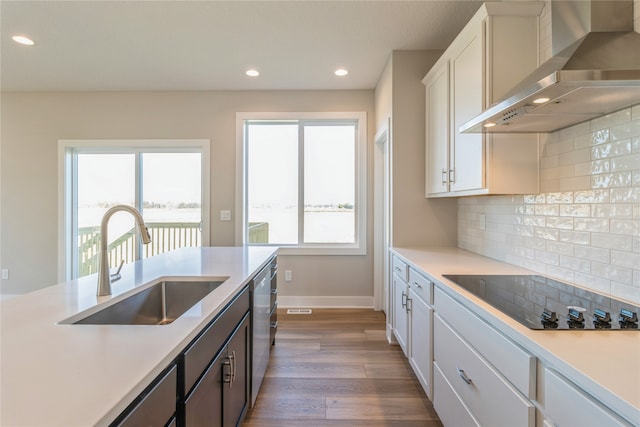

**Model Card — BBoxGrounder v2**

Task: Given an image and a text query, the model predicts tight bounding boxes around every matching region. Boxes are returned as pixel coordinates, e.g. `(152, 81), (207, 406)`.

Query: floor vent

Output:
(286, 308), (313, 315)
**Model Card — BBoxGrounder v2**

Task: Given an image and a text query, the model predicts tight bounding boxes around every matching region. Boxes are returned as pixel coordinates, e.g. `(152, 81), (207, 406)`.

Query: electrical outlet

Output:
(1, 269), (9, 280)
(284, 270), (292, 282)
(220, 210), (232, 221)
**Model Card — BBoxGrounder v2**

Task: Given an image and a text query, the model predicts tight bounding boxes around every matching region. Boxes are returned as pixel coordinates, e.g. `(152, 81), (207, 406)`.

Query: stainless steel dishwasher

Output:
(251, 256), (277, 407)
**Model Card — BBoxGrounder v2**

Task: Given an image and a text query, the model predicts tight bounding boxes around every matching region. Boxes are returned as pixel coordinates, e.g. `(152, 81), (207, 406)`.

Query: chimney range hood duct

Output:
(461, 0), (640, 134)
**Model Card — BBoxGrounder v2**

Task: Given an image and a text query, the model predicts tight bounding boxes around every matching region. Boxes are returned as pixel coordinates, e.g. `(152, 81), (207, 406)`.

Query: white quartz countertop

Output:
(0, 246), (278, 427)
(391, 246), (640, 425)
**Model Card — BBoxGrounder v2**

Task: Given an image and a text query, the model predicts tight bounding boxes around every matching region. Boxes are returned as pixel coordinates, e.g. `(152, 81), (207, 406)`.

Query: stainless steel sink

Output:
(65, 279), (227, 325)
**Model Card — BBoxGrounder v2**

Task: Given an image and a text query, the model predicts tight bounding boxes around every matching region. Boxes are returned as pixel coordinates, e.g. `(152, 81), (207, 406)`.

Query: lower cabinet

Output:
(392, 273), (409, 355)
(433, 314), (534, 427)
(114, 364), (178, 427)
(391, 254), (434, 399)
(408, 288), (433, 399)
(543, 368), (633, 427)
(184, 314), (249, 427)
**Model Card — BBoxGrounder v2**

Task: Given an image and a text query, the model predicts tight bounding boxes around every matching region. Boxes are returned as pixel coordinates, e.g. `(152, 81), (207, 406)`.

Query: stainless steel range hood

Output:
(461, 0), (640, 134)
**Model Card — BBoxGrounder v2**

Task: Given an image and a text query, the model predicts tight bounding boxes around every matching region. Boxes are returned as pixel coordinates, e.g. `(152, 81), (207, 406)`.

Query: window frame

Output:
(57, 139), (211, 282)
(236, 112), (367, 255)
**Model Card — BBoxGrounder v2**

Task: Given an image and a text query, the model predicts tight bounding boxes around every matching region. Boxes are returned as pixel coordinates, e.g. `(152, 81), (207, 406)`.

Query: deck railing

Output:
(78, 222), (201, 277)
(78, 221), (269, 277)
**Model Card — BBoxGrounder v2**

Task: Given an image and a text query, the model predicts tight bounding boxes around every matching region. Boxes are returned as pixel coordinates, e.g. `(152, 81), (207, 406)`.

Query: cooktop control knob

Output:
(619, 309), (639, 329)
(593, 309), (612, 329)
(541, 309), (558, 328)
(567, 308), (585, 329)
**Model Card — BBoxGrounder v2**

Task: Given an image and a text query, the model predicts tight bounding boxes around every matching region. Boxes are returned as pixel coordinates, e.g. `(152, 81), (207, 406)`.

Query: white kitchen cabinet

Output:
(543, 368), (633, 427)
(423, 2), (542, 197)
(391, 254), (434, 398)
(392, 272), (409, 355)
(434, 314), (535, 427)
(408, 287), (433, 399)
(425, 60), (450, 195)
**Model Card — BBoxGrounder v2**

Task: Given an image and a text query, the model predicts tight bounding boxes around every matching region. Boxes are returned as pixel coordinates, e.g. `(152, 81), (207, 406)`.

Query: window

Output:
(58, 140), (210, 280)
(237, 112), (366, 255)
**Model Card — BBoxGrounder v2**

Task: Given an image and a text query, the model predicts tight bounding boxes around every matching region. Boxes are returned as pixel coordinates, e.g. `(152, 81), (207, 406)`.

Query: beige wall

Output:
(388, 51), (457, 248)
(1, 90), (375, 300)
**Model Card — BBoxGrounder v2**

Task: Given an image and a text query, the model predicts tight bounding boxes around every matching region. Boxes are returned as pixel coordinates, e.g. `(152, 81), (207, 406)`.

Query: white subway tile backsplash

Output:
(591, 233), (633, 252)
(611, 219), (640, 236)
(558, 230), (590, 245)
(574, 189), (610, 203)
(592, 204), (633, 219)
(457, 104), (640, 303)
(591, 140), (632, 160)
(559, 255), (590, 273)
(591, 262), (633, 284)
(573, 218), (609, 232)
(559, 204), (590, 217)
(611, 250), (640, 270)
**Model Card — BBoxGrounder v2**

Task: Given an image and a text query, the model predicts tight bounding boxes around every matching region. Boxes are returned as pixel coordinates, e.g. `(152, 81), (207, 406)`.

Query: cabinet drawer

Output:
(392, 256), (409, 282)
(434, 315), (534, 427)
(434, 286), (535, 398)
(543, 368), (632, 427)
(116, 364), (177, 427)
(433, 362), (479, 427)
(409, 268), (433, 305)
(183, 286), (250, 395)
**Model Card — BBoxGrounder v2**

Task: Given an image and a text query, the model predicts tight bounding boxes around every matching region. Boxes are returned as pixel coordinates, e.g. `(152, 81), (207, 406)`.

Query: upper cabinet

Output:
(423, 2), (544, 198)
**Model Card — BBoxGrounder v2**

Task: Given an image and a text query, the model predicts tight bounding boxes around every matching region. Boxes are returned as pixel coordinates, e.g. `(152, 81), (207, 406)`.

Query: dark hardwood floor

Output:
(243, 309), (443, 426)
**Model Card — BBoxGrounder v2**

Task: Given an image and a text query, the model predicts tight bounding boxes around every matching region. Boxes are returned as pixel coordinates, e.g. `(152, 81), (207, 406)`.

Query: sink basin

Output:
(66, 279), (227, 325)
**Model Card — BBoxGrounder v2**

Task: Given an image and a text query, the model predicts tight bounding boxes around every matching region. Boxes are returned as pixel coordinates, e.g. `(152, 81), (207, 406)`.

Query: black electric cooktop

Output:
(443, 275), (639, 330)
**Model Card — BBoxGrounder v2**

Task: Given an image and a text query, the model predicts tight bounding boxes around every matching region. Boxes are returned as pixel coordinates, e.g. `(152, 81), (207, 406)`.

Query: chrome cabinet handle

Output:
(441, 168), (448, 185)
(406, 297), (412, 313)
(413, 281), (422, 289)
(457, 367), (472, 384)
(229, 350), (236, 389)
(223, 358), (232, 385)
(401, 291), (407, 309)
(449, 168), (455, 183)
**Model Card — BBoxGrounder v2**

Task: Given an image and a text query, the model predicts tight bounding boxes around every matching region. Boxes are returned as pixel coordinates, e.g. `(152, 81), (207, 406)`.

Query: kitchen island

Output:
(0, 246), (277, 427)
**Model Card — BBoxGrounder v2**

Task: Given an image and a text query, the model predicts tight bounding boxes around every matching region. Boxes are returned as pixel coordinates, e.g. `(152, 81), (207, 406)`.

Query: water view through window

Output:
(246, 119), (356, 246)
(75, 151), (202, 278)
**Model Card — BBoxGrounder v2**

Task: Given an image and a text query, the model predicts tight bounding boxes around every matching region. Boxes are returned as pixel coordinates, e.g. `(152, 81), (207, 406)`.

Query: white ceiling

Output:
(1, 0), (484, 91)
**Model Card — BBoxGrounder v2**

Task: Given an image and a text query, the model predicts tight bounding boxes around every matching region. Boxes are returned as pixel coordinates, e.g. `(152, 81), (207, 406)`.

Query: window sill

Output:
(252, 245), (366, 256)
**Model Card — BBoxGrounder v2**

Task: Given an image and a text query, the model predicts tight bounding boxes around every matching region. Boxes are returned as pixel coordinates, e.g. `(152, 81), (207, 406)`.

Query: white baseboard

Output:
(277, 295), (374, 309)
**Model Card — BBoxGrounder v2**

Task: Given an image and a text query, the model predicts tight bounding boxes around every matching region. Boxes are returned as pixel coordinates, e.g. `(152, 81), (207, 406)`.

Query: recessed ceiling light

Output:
(246, 69), (260, 77)
(483, 122), (496, 128)
(335, 68), (349, 77)
(12, 35), (35, 46)
(533, 97), (550, 104)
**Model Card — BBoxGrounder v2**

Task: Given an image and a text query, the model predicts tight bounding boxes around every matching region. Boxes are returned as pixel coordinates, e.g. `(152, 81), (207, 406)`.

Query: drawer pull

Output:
(457, 367), (473, 385)
(413, 281), (422, 289)
(394, 266), (402, 272)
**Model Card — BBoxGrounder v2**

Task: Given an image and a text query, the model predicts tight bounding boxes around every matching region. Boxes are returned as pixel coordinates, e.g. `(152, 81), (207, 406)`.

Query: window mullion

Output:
(135, 152), (143, 261)
(298, 122), (305, 245)
(70, 150), (79, 279)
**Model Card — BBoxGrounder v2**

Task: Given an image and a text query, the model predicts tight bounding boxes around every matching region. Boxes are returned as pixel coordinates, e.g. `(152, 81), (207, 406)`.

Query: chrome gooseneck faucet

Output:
(97, 205), (151, 296)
